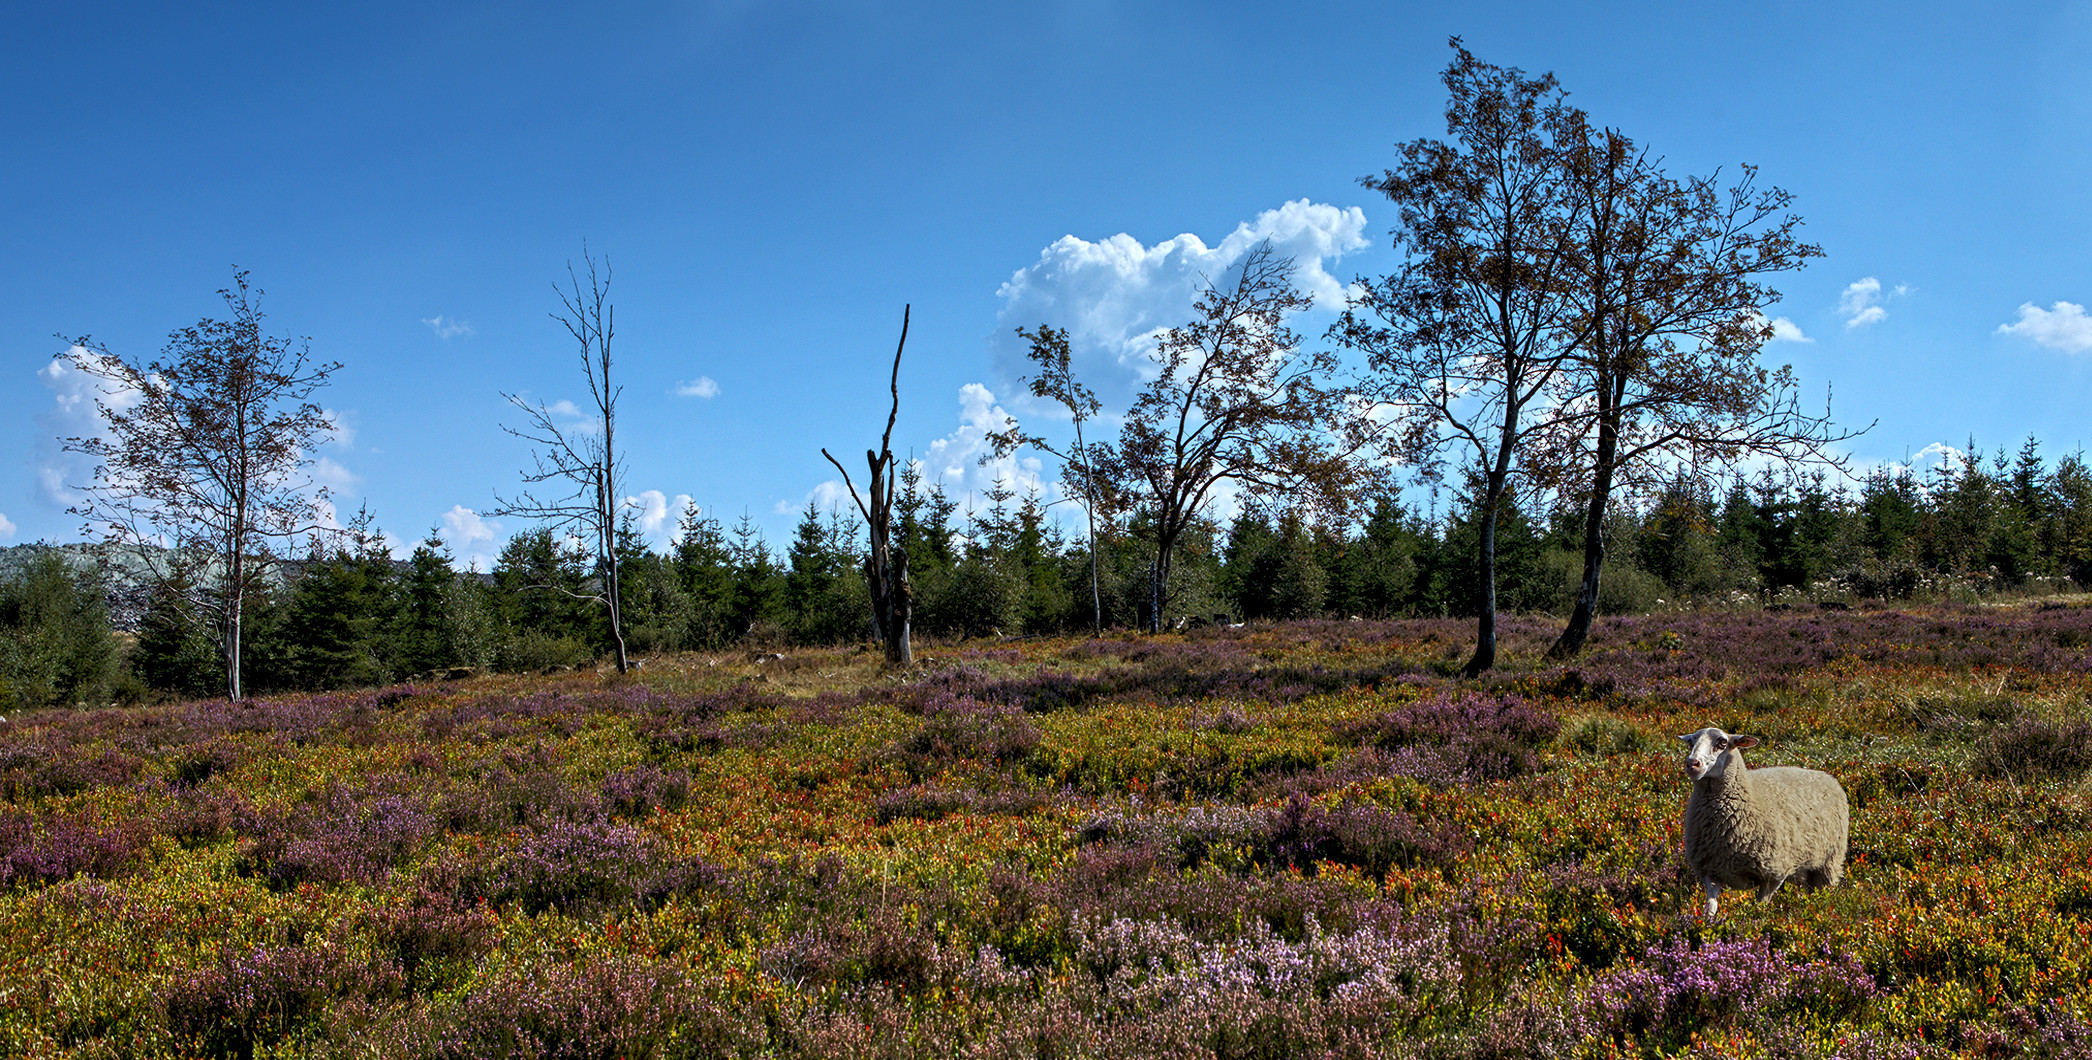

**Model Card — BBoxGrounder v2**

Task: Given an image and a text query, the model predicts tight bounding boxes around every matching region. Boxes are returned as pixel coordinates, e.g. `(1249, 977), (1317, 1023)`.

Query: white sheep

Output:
(1677, 726), (1848, 917)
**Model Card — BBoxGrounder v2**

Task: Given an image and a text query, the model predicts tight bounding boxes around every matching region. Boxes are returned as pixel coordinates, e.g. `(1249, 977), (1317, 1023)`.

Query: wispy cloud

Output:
(312, 456), (361, 493)
(1839, 277), (1887, 329)
(35, 348), (139, 509)
(320, 407), (355, 448)
(423, 315), (476, 340)
(1997, 300), (2092, 353)
(674, 376), (720, 399)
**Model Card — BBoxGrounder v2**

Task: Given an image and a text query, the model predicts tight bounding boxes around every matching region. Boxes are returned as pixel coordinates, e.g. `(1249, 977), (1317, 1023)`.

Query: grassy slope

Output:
(3, 603), (2092, 1057)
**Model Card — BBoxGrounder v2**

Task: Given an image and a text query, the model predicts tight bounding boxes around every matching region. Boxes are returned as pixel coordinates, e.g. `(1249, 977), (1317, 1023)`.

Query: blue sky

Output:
(5, 0), (2089, 568)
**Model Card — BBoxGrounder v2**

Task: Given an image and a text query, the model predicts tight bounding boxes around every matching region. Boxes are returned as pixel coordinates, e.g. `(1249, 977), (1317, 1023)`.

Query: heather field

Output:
(7, 604), (2092, 1058)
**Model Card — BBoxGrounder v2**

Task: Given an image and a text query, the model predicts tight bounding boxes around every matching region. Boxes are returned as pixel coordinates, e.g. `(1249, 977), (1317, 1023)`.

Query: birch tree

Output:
(1336, 41), (1590, 676)
(59, 270), (341, 701)
(493, 247), (632, 673)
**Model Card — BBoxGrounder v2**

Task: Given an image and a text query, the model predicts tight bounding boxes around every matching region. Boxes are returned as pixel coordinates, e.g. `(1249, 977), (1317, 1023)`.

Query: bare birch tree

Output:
(493, 247), (631, 673)
(59, 269), (341, 701)
(985, 324), (1107, 634)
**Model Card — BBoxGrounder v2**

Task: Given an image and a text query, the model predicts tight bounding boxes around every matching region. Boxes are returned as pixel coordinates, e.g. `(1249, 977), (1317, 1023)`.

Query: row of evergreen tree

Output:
(6, 439), (2090, 707)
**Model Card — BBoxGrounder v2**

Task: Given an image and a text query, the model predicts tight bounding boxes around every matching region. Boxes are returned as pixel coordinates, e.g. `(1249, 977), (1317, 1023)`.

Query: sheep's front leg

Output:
(1756, 879), (1786, 903)
(1702, 880), (1721, 918)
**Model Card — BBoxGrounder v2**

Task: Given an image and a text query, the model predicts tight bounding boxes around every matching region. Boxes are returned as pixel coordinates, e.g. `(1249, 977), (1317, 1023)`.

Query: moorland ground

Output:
(5, 602), (2092, 1058)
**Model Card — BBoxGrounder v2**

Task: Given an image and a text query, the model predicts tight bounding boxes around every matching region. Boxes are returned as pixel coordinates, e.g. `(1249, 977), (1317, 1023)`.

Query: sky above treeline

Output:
(5, 0), (2089, 570)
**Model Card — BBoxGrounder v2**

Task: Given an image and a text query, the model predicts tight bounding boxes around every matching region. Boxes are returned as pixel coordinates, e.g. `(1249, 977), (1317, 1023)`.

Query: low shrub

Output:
(599, 764), (691, 819)
(163, 942), (403, 1059)
(0, 807), (152, 886)
(1971, 717), (2092, 781)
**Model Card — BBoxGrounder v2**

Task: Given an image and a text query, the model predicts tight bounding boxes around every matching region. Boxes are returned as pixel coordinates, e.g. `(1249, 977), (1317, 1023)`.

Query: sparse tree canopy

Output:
(1540, 117), (1852, 659)
(987, 323), (1107, 634)
(493, 245), (632, 673)
(1097, 241), (1380, 633)
(59, 269), (341, 700)
(1337, 42), (1590, 675)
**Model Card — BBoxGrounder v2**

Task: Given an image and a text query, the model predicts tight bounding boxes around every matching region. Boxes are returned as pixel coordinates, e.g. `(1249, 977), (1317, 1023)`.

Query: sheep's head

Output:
(1677, 727), (1759, 781)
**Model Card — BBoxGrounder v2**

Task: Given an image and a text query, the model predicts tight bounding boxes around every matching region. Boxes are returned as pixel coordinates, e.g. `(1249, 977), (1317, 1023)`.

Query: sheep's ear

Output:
(1676, 734), (1694, 744)
(1731, 735), (1760, 750)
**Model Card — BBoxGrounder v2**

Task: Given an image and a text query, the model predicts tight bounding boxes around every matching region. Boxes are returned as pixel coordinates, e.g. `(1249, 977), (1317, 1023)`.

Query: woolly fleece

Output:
(1679, 726), (1848, 917)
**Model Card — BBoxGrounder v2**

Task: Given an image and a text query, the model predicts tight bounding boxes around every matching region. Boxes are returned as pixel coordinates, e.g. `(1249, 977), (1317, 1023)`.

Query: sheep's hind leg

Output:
(1756, 879), (1786, 903)
(1702, 880), (1721, 918)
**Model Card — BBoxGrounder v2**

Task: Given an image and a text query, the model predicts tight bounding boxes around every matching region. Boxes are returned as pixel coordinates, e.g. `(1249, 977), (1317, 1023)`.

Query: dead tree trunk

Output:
(824, 307), (914, 667)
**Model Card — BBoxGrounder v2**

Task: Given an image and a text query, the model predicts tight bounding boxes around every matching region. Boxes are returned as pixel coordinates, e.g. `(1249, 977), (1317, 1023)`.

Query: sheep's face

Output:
(1678, 727), (1759, 781)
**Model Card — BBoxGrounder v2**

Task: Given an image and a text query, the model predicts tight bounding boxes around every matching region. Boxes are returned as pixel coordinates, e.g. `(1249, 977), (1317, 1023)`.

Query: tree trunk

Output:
(1146, 528), (1177, 634)
(1549, 371), (1626, 660)
(1463, 488), (1500, 678)
(226, 541), (244, 702)
(1075, 420), (1102, 636)
(1550, 439), (1616, 660)
(824, 306), (913, 667)
(869, 536), (913, 665)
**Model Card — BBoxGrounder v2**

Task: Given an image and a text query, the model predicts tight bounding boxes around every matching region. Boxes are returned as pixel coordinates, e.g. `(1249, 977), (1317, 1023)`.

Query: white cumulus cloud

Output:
(1769, 316), (1811, 343)
(442, 505), (501, 572)
(1997, 300), (2092, 353)
(622, 489), (694, 550)
(423, 316), (475, 340)
(674, 376), (720, 398)
(1838, 277), (1902, 330)
(0, 512), (15, 541)
(990, 199), (1370, 414)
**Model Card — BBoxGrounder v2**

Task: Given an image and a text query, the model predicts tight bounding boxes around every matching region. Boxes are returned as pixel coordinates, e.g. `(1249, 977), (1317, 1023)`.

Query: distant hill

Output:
(0, 541), (303, 632)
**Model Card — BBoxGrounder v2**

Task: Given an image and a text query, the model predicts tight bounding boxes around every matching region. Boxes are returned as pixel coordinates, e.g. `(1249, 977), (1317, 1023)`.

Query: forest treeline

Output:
(5, 437), (2090, 709)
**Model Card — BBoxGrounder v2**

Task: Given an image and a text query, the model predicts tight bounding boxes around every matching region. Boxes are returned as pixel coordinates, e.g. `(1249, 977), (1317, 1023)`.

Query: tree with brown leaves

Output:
(1337, 42), (1590, 676)
(1101, 241), (1379, 634)
(1541, 121), (1852, 660)
(59, 270), (342, 701)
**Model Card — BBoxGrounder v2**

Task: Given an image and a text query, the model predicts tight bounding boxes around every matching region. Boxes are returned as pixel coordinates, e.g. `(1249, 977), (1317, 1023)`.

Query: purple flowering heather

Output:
(1577, 936), (1877, 1052)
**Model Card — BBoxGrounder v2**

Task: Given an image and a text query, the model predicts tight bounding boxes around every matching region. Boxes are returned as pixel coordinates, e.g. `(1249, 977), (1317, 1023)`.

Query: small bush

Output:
(233, 784), (439, 889)
(887, 693), (1041, 779)
(1574, 937), (1877, 1054)
(1256, 794), (1473, 881)
(493, 630), (594, 674)
(464, 818), (660, 915)
(163, 942), (402, 1059)
(600, 764), (691, 819)
(364, 880), (498, 990)
(1971, 717), (2092, 782)
(0, 808), (152, 886)
(390, 956), (752, 1060)
(1566, 716), (1652, 757)
(1334, 691), (1560, 781)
